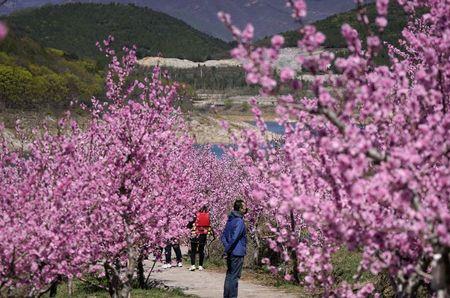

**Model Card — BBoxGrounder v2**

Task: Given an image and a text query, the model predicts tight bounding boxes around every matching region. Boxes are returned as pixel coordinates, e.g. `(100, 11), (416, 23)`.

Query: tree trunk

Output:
(104, 262), (122, 298)
(67, 278), (73, 297)
(251, 229), (262, 268)
(433, 246), (450, 298)
(121, 236), (138, 298)
(137, 253), (146, 289)
(104, 245), (138, 297)
(105, 182), (137, 298)
(289, 211), (300, 283)
(49, 281), (58, 298)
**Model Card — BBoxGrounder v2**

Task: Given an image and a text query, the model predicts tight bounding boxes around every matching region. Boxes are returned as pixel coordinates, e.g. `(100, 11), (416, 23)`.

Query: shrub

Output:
(223, 98), (233, 110)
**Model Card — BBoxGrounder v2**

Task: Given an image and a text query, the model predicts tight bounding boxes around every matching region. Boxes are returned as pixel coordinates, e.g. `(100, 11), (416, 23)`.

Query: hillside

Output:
(1, 0), (363, 41)
(0, 30), (103, 108)
(2, 3), (231, 62)
(279, 2), (409, 49)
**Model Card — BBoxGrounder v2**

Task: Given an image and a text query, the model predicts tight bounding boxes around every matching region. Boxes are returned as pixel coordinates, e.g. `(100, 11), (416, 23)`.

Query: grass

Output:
(203, 247), (395, 297)
(331, 247), (372, 284)
(43, 279), (193, 298)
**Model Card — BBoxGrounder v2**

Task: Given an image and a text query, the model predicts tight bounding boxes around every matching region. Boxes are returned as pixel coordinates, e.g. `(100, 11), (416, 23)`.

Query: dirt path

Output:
(148, 263), (298, 298)
(145, 247), (298, 298)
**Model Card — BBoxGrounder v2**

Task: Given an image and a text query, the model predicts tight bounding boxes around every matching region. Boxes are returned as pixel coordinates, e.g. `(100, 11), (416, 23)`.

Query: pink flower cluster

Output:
(287, 0), (307, 19)
(0, 40), (246, 296)
(376, 0), (389, 30)
(221, 0), (450, 296)
(0, 22), (7, 41)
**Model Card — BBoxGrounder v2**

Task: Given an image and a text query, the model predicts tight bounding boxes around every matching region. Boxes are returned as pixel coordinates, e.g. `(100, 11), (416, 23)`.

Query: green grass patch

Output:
(43, 279), (193, 298)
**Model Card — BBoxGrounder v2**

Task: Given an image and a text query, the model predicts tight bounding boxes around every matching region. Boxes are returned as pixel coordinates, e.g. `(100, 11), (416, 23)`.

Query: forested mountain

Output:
(2, 3), (231, 62)
(277, 2), (409, 48)
(0, 0), (368, 41)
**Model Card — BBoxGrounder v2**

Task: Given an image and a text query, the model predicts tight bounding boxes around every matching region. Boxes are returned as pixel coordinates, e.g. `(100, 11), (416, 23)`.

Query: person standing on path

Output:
(221, 199), (247, 298)
(162, 240), (183, 269)
(187, 205), (211, 271)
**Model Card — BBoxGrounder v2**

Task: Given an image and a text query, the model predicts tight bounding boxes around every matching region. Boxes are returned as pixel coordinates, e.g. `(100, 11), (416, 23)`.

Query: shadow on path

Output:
(145, 247), (298, 298)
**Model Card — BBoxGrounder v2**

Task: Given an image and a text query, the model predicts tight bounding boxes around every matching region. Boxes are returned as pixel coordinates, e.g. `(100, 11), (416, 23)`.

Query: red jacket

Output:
(194, 211), (210, 235)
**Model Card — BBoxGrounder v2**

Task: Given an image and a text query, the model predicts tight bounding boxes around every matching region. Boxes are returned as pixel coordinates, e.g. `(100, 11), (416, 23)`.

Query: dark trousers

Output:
(164, 243), (182, 264)
(190, 234), (207, 266)
(223, 255), (244, 298)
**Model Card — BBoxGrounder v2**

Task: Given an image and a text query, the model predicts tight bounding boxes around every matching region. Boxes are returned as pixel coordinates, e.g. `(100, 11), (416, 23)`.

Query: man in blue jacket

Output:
(221, 199), (247, 298)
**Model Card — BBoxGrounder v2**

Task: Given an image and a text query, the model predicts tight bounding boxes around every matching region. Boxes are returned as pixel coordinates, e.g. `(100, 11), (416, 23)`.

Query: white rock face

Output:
(137, 57), (241, 69)
(137, 48), (333, 82)
(137, 47), (322, 70)
(275, 48), (301, 70)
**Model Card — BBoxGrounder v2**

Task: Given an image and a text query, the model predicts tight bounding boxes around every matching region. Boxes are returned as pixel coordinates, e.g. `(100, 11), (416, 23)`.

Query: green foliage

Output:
(45, 279), (191, 298)
(241, 102), (250, 112)
(136, 66), (253, 91)
(258, 2), (414, 67)
(280, 3), (409, 49)
(0, 31), (103, 108)
(223, 99), (233, 110)
(0, 65), (34, 105)
(331, 248), (368, 284)
(4, 3), (230, 63)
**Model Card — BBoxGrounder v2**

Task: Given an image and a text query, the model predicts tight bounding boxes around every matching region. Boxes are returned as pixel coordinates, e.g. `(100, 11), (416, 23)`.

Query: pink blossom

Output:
(367, 36), (381, 49)
(0, 38), (249, 297)
(288, 0), (307, 19)
(260, 76), (277, 90)
(271, 34), (285, 48)
(0, 22), (8, 41)
(376, 0), (389, 16)
(246, 72), (259, 84)
(217, 11), (231, 24)
(299, 25), (326, 52)
(222, 0), (450, 295)
(241, 23), (254, 43)
(376, 17), (388, 29)
(280, 67), (295, 82)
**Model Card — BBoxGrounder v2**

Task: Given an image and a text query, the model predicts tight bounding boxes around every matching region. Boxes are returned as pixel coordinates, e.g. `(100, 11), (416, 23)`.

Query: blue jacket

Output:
(220, 211), (247, 256)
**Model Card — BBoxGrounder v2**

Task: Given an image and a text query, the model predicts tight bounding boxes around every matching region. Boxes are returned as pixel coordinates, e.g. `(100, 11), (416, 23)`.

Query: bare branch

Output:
(287, 101), (387, 163)
(367, 148), (387, 163)
(415, 268), (433, 280)
(316, 106), (346, 134)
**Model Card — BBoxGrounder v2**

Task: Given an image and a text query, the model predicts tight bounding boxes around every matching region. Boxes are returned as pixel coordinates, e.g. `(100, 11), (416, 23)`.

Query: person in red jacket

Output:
(187, 205), (211, 271)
